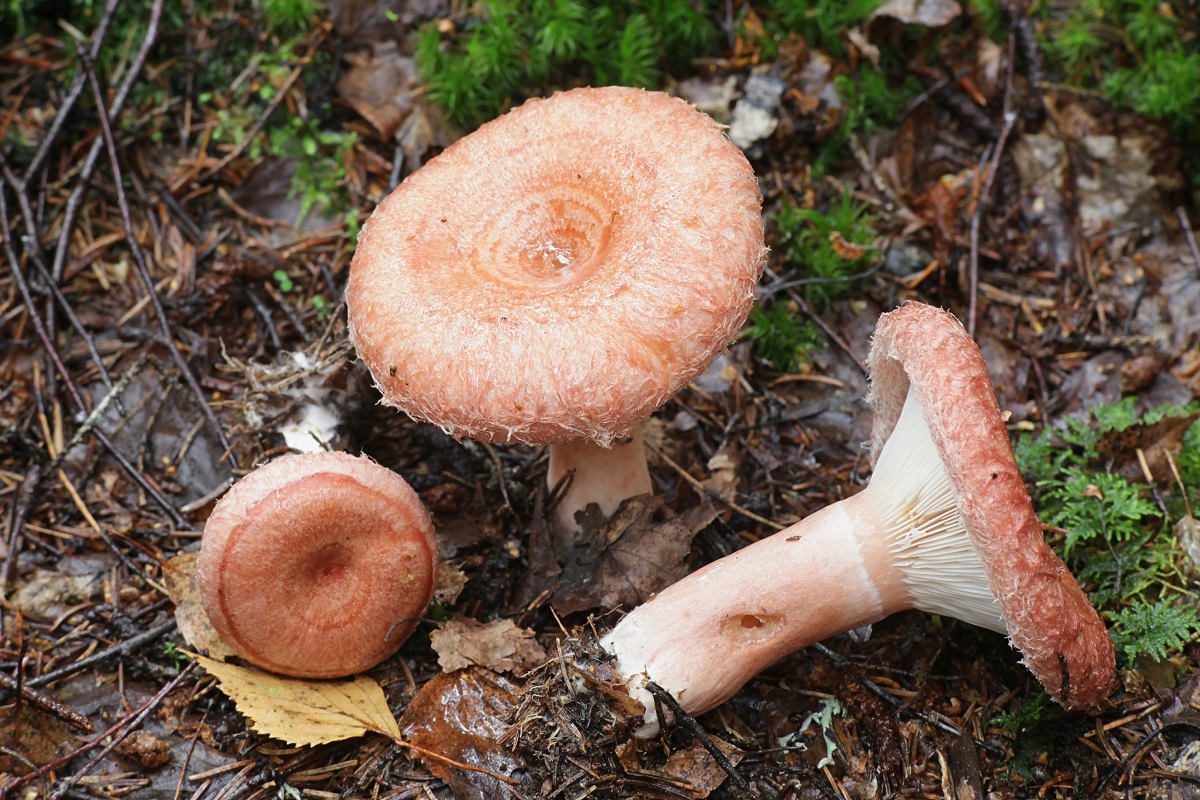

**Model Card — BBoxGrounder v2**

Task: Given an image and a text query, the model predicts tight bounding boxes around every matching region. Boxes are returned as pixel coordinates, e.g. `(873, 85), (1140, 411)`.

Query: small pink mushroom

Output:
(347, 86), (765, 533)
(197, 452), (438, 678)
(600, 302), (1115, 735)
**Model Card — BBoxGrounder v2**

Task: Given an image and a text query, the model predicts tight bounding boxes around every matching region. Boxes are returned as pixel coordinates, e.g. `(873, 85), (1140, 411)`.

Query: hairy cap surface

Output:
(866, 302), (1115, 708)
(197, 452), (438, 678)
(348, 86), (765, 445)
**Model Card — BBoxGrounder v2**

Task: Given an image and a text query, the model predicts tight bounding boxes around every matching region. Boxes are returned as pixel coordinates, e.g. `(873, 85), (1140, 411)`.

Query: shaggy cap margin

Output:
(866, 302), (1115, 709)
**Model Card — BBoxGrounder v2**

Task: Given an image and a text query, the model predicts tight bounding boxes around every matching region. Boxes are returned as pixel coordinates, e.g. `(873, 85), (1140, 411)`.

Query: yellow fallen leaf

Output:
(163, 552), (236, 661)
(191, 654), (401, 746)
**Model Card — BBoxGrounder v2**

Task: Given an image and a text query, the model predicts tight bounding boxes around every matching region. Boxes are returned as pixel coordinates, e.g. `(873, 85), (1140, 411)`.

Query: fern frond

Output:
(1110, 599), (1199, 663)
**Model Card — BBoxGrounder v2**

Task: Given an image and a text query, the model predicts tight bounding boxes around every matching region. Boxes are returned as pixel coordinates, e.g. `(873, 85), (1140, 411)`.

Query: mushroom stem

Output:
(546, 429), (654, 533)
(600, 385), (1002, 736)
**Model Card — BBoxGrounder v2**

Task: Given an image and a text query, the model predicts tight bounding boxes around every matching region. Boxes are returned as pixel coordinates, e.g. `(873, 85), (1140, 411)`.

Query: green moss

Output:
(416, 0), (720, 128)
(1042, 0), (1200, 178)
(1019, 400), (1200, 664)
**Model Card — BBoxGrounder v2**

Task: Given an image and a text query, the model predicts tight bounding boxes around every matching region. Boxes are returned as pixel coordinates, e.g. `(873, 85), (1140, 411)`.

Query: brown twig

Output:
(787, 290), (866, 374)
(46, 0), (165, 285)
(1177, 207), (1200, 281)
(0, 162), (119, 399)
(644, 440), (785, 530)
(2, 464), (42, 597)
(17, 0), (122, 187)
(967, 32), (1018, 336)
(27, 617), (178, 688)
(0, 188), (187, 526)
(0, 671), (94, 732)
(199, 66), (303, 181)
(0, 663), (198, 800)
(78, 42), (238, 472)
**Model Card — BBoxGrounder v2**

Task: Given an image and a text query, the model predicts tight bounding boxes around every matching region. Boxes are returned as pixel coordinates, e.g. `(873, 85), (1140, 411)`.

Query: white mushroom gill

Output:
(872, 383), (1007, 634)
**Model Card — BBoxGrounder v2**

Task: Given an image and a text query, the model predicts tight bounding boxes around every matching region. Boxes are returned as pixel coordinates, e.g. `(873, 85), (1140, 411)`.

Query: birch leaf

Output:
(192, 653), (401, 746)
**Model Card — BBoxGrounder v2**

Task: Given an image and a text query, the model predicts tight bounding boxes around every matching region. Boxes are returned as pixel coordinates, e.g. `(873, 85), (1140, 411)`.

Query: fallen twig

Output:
(79, 40), (237, 471)
(967, 32), (1018, 336)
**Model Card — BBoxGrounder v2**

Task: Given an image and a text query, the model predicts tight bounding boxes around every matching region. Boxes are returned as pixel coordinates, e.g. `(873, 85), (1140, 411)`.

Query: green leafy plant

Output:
(744, 301), (822, 373)
(1018, 400), (1200, 663)
(1110, 599), (1199, 663)
(776, 190), (878, 306)
(749, 0), (886, 59)
(311, 295), (332, 320)
(988, 692), (1077, 779)
(818, 69), (921, 176)
(266, 118), (358, 223)
(163, 640), (187, 669)
(1042, 0), (1200, 178)
(747, 191), (879, 372)
(416, 0), (719, 128)
(263, 0), (318, 37)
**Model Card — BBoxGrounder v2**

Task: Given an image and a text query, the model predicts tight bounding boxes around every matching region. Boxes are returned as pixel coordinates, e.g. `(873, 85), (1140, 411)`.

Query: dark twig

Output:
(787, 290), (866, 374)
(859, 677), (1006, 757)
(2, 464), (43, 599)
(759, 260), (886, 299)
(1, 163), (119, 399)
(644, 682), (750, 791)
(48, 0), (165, 283)
(79, 44), (237, 471)
(26, 618), (178, 688)
(0, 672), (94, 732)
(0, 663), (197, 799)
(17, 0), (122, 186)
(1178, 207), (1200, 281)
(967, 32), (1018, 336)
(1094, 721), (1200, 797)
(0, 188), (187, 526)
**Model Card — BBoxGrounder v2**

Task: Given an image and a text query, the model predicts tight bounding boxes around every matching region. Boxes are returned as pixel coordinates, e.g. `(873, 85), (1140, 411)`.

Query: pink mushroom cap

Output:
(197, 452), (438, 678)
(867, 302), (1115, 708)
(347, 86), (765, 446)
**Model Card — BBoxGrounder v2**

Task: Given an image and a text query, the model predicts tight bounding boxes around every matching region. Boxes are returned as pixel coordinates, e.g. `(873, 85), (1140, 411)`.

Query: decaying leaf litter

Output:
(1, 1), (1199, 798)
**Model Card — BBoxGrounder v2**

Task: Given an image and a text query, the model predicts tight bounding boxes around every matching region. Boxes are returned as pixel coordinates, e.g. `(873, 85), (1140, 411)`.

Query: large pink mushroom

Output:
(198, 451), (438, 678)
(600, 302), (1115, 735)
(347, 86), (765, 533)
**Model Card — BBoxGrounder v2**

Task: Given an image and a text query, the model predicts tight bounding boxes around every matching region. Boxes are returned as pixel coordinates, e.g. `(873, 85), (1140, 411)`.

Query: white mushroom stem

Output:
(600, 385), (1007, 737)
(546, 429), (654, 533)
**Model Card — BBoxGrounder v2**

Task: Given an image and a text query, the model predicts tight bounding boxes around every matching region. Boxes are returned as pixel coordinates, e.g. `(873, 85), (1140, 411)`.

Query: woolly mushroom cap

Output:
(867, 302), (1115, 708)
(347, 86), (765, 446)
(197, 452), (438, 678)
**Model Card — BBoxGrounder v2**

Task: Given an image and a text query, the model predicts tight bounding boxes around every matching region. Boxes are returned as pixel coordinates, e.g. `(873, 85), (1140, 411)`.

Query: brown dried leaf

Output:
(829, 230), (868, 260)
(115, 730), (172, 769)
(1096, 411), (1199, 487)
(163, 552), (236, 661)
(0, 705), (78, 774)
(336, 41), (418, 141)
(660, 738), (746, 798)
(192, 654), (401, 746)
(870, 0), (962, 27)
(399, 668), (526, 800)
(434, 560), (469, 605)
(430, 617), (547, 674)
(552, 494), (696, 615)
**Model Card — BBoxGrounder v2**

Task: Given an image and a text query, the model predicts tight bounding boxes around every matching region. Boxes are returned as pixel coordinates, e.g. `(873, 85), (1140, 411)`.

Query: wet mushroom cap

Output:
(867, 302), (1115, 709)
(197, 452), (438, 678)
(347, 86), (765, 446)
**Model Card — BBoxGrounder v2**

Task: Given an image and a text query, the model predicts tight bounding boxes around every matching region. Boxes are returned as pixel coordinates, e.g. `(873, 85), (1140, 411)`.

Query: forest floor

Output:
(1, 1), (1199, 799)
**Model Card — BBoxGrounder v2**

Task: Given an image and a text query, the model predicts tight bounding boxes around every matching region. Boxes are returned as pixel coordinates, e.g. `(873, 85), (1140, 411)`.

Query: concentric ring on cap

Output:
(348, 86), (766, 445)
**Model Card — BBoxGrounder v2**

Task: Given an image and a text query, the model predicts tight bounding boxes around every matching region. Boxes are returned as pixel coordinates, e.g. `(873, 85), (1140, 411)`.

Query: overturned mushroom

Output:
(197, 451), (438, 678)
(347, 86), (765, 533)
(600, 302), (1115, 735)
